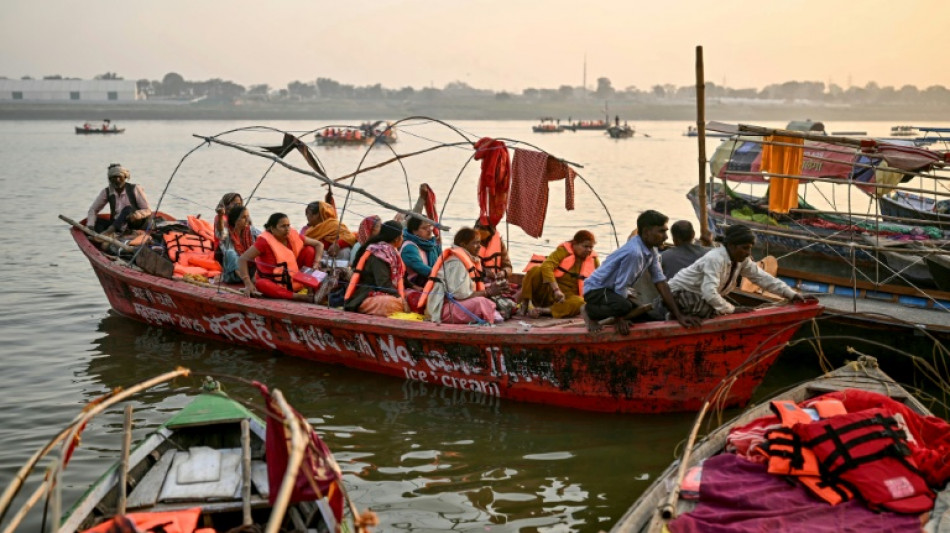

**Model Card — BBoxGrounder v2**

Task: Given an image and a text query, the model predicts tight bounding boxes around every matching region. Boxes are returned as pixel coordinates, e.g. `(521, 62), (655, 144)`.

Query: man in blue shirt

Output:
(581, 210), (700, 334)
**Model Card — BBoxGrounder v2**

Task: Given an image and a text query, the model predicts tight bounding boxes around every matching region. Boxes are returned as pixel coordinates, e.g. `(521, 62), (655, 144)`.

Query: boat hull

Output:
(75, 127), (125, 134)
(878, 193), (950, 224)
(73, 227), (820, 414)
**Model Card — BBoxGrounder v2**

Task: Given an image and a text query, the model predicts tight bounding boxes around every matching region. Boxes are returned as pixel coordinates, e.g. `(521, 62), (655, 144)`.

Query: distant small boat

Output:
(314, 126), (371, 146)
(565, 119), (608, 132)
(76, 121), (124, 135)
(890, 125), (920, 137)
(607, 124), (635, 138)
(532, 117), (564, 133)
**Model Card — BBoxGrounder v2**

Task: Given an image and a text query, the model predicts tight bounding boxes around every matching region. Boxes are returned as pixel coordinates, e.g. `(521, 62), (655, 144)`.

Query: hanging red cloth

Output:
(254, 382), (344, 524)
(507, 149), (575, 238)
(420, 182), (440, 238)
(473, 138), (510, 227)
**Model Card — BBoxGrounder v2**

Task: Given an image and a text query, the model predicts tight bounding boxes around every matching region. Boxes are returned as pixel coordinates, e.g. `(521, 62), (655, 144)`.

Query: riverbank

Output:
(1, 98), (945, 122)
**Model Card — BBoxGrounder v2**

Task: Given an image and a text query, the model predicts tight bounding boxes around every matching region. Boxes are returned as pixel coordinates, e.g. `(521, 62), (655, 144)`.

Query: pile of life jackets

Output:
(728, 389), (950, 514)
(162, 216), (221, 279)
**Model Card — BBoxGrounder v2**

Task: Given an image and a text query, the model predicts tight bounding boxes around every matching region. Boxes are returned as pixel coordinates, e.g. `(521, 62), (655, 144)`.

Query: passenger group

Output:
(86, 163), (807, 334)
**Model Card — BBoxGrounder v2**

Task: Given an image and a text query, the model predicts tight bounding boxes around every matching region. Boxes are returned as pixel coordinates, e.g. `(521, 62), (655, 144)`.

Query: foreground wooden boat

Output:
(68, 220), (820, 414)
(612, 356), (950, 532)
(0, 369), (372, 533)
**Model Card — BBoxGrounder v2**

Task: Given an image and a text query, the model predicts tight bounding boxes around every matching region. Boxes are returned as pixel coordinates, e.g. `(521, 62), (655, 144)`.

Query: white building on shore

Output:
(0, 79), (140, 101)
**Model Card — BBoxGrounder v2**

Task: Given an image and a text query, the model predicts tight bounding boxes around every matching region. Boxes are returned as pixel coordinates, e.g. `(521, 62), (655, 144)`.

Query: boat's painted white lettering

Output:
(354, 334), (375, 357)
(131, 286), (151, 302)
(440, 375), (499, 396)
(206, 313), (275, 349)
(377, 335), (414, 366)
(403, 367), (429, 381)
(153, 292), (176, 308)
(424, 350), (482, 376)
(284, 322), (341, 353)
(178, 316), (206, 333)
(133, 303), (176, 325)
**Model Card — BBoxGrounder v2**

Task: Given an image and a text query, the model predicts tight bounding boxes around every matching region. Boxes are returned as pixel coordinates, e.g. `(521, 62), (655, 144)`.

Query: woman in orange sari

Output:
(237, 212), (323, 301)
(301, 200), (357, 264)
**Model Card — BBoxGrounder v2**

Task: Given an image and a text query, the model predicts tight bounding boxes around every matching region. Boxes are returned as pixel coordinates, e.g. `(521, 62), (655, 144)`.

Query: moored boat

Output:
(611, 356), (950, 532)
(0, 369), (373, 533)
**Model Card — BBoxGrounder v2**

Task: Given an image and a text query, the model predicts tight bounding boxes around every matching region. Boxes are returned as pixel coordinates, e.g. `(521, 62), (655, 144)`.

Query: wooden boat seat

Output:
(128, 448), (271, 509)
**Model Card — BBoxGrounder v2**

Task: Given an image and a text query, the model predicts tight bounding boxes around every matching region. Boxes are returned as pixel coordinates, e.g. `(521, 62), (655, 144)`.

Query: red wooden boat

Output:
(70, 221), (821, 414)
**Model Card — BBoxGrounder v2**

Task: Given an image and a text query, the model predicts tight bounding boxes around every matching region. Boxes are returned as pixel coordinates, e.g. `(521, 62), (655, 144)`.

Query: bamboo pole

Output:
(722, 170), (950, 198)
(59, 214), (135, 252)
(193, 134), (449, 231)
(660, 400), (711, 520)
(788, 207), (950, 227)
(117, 405), (133, 515)
(742, 225), (950, 254)
(695, 46), (711, 245)
(241, 419), (252, 526)
(264, 390), (306, 533)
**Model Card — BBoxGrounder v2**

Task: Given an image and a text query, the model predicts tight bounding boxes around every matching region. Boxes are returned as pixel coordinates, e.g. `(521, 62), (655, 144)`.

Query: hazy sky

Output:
(3, 0), (946, 92)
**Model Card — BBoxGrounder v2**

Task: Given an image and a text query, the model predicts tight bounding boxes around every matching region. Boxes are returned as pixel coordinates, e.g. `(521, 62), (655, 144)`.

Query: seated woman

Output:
(218, 204), (261, 283)
(665, 224), (806, 318)
(423, 228), (504, 324)
(237, 212), (323, 302)
(301, 200), (357, 263)
(344, 220), (408, 316)
(213, 192), (244, 246)
(520, 230), (599, 318)
(350, 215), (381, 267)
(473, 220), (517, 319)
(401, 215), (441, 308)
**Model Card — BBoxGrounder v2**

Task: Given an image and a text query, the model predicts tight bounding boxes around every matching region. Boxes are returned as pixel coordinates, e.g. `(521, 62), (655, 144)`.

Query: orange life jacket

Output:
(81, 507), (206, 533)
(258, 231), (305, 292)
(163, 231), (215, 263)
(762, 399), (854, 505)
(417, 247), (485, 308)
(478, 233), (505, 277)
(187, 215), (215, 244)
(344, 249), (406, 301)
(795, 408), (934, 514)
(554, 242), (598, 294)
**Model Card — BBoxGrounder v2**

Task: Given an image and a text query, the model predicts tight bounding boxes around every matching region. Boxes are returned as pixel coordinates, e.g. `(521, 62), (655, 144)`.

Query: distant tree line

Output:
(11, 72), (950, 106)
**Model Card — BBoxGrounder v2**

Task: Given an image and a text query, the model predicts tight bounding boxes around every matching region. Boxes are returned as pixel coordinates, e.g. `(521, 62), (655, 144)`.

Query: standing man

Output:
(660, 220), (709, 279)
(581, 210), (700, 334)
(86, 163), (152, 239)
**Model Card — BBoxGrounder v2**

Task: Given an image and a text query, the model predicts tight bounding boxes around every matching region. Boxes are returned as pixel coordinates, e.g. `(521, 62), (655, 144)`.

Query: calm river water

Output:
(0, 118), (928, 531)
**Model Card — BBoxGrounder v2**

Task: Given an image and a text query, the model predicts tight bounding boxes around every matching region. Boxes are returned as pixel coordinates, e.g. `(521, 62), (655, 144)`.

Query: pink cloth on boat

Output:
(507, 149), (575, 238)
(441, 296), (500, 324)
(667, 453), (920, 533)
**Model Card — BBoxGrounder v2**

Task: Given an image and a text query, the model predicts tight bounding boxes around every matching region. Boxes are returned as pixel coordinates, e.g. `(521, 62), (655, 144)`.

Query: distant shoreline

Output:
(0, 99), (944, 122)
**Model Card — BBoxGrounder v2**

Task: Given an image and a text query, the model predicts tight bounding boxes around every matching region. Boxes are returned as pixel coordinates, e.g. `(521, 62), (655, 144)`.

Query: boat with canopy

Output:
(64, 117), (820, 414)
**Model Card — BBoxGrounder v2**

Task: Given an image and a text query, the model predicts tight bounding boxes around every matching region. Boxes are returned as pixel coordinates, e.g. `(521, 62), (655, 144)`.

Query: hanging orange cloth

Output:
(761, 135), (804, 214)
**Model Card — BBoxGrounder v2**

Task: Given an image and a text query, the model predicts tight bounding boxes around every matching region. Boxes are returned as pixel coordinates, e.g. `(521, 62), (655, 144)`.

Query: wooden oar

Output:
(59, 214), (174, 279)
